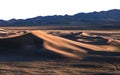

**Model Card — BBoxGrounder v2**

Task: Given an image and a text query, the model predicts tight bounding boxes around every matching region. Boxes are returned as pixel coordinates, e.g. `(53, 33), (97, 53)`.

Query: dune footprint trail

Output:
(32, 30), (119, 59)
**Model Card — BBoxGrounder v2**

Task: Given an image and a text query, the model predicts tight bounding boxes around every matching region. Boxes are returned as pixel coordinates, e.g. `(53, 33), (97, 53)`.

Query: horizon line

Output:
(0, 9), (120, 21)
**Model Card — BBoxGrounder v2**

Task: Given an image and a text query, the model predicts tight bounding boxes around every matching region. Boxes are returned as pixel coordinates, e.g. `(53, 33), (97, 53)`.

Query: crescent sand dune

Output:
(0, 30), (119, 59)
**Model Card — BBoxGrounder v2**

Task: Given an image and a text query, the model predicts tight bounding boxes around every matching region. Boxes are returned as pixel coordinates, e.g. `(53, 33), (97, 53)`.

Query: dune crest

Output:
(80, 32), (91, 36)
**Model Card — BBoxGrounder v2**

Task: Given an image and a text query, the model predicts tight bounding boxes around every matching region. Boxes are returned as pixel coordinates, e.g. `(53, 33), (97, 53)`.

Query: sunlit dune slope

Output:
(31, 30), (119, 59)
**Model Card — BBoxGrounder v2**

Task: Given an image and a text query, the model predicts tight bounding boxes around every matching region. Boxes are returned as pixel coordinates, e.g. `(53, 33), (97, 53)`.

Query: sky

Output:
(0, 0), (120, 20)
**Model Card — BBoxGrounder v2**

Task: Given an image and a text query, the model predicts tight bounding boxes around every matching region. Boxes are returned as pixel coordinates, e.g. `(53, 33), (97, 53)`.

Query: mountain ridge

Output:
(0, 9), (120, 27)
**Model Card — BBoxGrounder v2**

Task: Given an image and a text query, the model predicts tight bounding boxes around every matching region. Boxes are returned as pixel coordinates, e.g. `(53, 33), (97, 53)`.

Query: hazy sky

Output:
(0, 0), (120, 20)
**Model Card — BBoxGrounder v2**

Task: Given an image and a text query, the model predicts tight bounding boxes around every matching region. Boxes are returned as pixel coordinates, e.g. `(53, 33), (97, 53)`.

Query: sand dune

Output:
(80, 32), (91, 36)
(0, 30), (120, 75)
(0, 30), (119, 59)
(31, 30), (119, 59)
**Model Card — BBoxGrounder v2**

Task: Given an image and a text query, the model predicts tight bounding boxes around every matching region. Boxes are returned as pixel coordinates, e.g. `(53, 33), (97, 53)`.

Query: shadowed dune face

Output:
(0, 33), (45, 56)
(0, 30), (120, 60)
(77, 32), (109, 45)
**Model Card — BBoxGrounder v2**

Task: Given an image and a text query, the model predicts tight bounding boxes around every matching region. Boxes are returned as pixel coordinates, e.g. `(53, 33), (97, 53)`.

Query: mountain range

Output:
(0, 9), (120, 29)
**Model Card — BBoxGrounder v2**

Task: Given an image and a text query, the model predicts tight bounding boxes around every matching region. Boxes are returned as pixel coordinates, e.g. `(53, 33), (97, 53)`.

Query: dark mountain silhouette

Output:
(0, 9), (120, 29)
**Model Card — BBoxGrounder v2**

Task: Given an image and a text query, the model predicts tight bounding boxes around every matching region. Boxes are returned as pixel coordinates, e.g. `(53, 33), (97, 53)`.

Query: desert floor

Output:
(0, 30), (120, 75)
